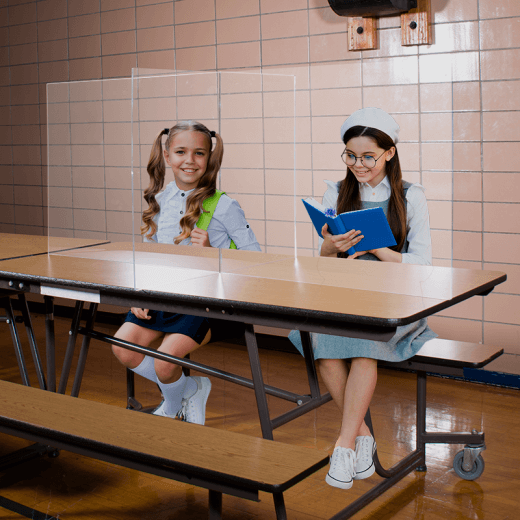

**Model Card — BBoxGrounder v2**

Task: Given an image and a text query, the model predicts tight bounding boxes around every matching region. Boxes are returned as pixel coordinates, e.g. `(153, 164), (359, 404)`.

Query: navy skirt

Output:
(124, 311), (246, 345)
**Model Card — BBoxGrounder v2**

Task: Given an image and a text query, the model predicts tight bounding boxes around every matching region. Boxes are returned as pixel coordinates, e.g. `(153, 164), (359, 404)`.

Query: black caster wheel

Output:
(453, 450), (485, 480)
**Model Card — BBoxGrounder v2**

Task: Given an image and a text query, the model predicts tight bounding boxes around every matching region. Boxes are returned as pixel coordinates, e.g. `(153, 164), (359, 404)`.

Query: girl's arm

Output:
(350, 185), (432, 265)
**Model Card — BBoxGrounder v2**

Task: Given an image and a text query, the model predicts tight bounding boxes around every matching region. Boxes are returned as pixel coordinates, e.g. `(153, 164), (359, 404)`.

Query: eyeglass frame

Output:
(341, 148), (388, 168)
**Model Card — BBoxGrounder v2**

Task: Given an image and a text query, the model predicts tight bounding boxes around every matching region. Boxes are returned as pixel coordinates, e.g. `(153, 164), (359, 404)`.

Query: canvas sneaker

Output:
(178, 376), (212, 425)
(151, 400), (177, 419)
(354, 435), (376, 480)
(325, 446), (356, 489)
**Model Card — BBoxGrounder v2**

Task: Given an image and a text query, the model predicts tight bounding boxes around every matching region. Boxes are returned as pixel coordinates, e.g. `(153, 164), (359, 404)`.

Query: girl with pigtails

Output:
(112, 120), (261, 426)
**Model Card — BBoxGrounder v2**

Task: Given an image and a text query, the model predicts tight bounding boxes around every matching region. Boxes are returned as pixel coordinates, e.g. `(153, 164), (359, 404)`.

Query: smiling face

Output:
(163, 130), (210, 191)
(344, 135), (395, 188)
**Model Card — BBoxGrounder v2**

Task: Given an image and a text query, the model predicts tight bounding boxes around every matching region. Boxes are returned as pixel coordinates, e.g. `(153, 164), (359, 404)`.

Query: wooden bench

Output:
(0, 380), (328, 520)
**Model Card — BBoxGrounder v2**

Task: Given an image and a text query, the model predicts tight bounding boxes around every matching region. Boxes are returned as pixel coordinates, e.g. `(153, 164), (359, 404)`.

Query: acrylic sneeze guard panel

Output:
(47, 77), (139, 291)
(130, 68), (297, 295)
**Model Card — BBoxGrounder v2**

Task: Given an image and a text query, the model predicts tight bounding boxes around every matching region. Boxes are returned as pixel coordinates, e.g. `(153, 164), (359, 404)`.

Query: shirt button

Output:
(180, 211), (183, 214)
(181, 193), (185, 197)
(246, 225), (249, 228)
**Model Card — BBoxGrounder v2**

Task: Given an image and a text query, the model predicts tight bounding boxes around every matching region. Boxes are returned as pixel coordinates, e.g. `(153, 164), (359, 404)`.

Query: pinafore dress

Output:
(288, 181), (437, 362)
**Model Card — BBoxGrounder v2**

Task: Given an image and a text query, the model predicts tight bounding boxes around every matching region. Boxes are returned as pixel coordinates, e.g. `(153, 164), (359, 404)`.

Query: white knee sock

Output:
(130, 356), (156, 382)
(156, 372), (187, 416)
(183, 375), (198, 399)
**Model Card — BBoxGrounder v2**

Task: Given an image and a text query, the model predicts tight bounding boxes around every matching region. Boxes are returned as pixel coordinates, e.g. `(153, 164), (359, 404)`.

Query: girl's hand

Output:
(191, 227), (211, 247)
(320, 223), (363, 257)
(131, 308), (150, 320)
(348, 247), (403, 263)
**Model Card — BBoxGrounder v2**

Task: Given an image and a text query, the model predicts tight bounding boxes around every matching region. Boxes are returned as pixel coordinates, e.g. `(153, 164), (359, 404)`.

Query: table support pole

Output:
(58, 300), (84, 394)
(44, 296), (56, 392)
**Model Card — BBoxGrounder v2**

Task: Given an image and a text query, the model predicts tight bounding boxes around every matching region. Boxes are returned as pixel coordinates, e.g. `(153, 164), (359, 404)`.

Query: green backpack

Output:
(196, 190), (237, 249)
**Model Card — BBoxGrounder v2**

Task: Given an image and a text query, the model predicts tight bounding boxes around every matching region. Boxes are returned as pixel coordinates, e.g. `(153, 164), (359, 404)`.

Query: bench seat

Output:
(0, 380), (329, 520)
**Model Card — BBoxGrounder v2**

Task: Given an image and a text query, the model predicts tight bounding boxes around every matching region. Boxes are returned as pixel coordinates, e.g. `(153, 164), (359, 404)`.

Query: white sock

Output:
(130, 356), (156, 382)
(156, 372), (187, 416)
(183, 376), (198, 399)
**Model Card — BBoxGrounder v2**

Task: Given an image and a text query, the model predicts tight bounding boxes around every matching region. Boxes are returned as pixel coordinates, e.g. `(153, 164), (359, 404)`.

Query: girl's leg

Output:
(153, 329), (212, 424)
(318, 357), (377, 449)
(113, 322), (163, 370)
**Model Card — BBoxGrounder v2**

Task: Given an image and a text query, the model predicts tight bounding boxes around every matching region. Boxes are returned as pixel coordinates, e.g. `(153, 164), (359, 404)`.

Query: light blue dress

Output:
(289, 181), (437, 362)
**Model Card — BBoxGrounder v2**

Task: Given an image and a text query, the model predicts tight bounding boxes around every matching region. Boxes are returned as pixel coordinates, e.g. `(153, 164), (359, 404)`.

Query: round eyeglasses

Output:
(341, 149), (387, 169)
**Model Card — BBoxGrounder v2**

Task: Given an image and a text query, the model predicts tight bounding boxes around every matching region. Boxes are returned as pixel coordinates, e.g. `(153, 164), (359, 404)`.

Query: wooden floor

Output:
(1, 314), (519, 519)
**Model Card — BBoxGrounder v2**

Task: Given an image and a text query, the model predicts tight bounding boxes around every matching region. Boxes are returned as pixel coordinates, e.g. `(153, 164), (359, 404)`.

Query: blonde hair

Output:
(141, 121), (224, 243)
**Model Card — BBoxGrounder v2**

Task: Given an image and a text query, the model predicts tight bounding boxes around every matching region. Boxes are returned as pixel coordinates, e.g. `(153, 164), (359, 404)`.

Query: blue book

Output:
(302, 198), (397, 255)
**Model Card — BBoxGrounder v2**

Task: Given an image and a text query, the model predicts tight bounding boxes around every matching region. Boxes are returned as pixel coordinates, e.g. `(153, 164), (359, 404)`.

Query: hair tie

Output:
(163, 128), (169, 136)
(210, 131), (216, 138)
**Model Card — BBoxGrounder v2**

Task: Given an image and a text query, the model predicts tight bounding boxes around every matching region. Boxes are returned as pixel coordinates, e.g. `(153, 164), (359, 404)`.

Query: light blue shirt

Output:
(147, 181), (261, 251)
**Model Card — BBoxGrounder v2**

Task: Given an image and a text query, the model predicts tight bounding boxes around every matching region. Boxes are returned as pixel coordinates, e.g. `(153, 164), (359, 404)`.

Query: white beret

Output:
(340, 107), (400, 144)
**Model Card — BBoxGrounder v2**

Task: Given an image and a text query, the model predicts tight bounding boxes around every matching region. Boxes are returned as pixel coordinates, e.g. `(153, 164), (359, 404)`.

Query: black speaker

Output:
(328, 0), (417, 17)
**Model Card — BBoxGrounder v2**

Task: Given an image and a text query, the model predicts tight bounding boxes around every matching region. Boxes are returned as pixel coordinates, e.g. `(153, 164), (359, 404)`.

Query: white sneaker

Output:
(325, 447), (356, 489)
(178, 376), (212, 425)
(151, 400), (177, 419)
(354, 435), (376, 480)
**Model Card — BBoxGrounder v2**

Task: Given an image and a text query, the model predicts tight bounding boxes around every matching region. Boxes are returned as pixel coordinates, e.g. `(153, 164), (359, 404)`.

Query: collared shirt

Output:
(147, 181), (261, 251)
(320, 176), (432, 265)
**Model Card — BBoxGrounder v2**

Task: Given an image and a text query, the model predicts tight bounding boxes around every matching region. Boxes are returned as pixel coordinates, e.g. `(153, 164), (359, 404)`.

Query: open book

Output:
(302, 198), (397, 256)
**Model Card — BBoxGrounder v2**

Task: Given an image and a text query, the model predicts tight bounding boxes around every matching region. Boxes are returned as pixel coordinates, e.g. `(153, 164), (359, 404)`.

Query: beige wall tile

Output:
(37, 0), (67, 22)
(484, 233), (520, 264)
(483, 111), (520, 142)
(431, 0), (478, 23)
(176, 21), (215, 48)
(484, 173), (520, 203)
(216, 16), (260, 45)
(421, 113), (452, 142)
(261, 0), (307, 14)
(101, 8), (135, 33)
(38, 18), (68, 42)
(220, 169), (265, 194)
(420, 22), (479, 55)
(10, 84), (39, 105)
(11, 63), (39, 85)
(453, 201), (482, 231)
(73, 208), (107, 231)
(262, 10), (308, 40)
(484, 262), (520, 295)
(217, 41), (260, 69)
(452, 81), (480, 111)
(137, 50), (175, 70)
(453, 171), (481, 201)
(262, 37), (309, 67)
(484, 202), (520, 234)
(69, 0), (100, 17)
(310, 88), (362, 117)
(69, 35), (101, 60)
(8, 3), (37, 25)
(428, 200), (452, 229)
(416, 170), (454, 200)
(102, 53), (137, 78)
(175, 0), (215, 24)
(364, 85), (418, 114)
(71, 144), (104, 167)
(420, 83), (453, 112)
(480, 0), (520, 17)
(420, 52), (479, 83)
(73, 187), (106, 210)
(453, 230), (482, 261)
(483, 322), (520, 353)
(216, 0), (259, 19)
(437, 295), (483, 320)
(69, 13), (101, 39)
(481, 49), (520, 81)
(485, 293), (520, 325)
(453, 142), (481, 172)
(483, 142), (519, 172)
(9, 23), (37, 45)
(308, 6), (347, 35)
(454, 112), (481, 141)
(480, 18), (520, 51)
(12, 125), (40, 145)
(427, 316), (482, 343)
(421, 142), (451, 171)
(103, 30), (136, 55)
(14, 204), (43, 226)
(223, 143), (264, 169)
(135, 26), (171, 53)
(175, 46), (216, 71)
(38, 40), (68, 63)
(482, 80), (520, 111)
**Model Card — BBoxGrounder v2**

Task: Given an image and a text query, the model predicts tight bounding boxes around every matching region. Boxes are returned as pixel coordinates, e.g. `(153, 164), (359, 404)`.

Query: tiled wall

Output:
(1, 0), (519, 354)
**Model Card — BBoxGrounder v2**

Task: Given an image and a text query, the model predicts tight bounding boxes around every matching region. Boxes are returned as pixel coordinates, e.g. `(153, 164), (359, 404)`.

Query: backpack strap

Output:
(196, 190), (237, 249)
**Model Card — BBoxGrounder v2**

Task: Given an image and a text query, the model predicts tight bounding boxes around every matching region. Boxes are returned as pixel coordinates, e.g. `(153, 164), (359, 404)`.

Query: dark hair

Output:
(141, 121), (224, 243)
(337, 125), (407, 252)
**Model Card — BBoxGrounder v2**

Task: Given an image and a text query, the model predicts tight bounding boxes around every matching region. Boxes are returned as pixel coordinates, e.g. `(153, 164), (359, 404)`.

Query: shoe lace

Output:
(178, 399), (188, 421)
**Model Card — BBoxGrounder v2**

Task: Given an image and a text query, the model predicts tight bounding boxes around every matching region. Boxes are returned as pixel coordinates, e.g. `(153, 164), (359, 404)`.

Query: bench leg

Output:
(208, 490), (222, 520)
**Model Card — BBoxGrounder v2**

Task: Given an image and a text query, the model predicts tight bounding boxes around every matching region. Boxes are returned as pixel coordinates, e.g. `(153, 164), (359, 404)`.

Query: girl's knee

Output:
(111, 344), (142, 368)
(154, 358), (182, 382)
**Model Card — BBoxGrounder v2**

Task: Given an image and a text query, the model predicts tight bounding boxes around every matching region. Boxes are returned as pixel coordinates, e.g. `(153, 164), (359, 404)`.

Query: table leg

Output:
(244, 323), (273, 440)
(208, 490), (222, 520)
(17, 292), (46, 390)
(71, 302), (98, 398)
(44, 296), (56, 392)
(2, 296), (30, 386)
(57, 301), (84, 394)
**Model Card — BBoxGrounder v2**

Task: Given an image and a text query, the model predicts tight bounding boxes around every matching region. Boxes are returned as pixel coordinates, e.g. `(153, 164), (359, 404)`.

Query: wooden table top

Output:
(0, 233), (110, 260)
(0, 242), (507, 326)
(0, 380), (328, 490)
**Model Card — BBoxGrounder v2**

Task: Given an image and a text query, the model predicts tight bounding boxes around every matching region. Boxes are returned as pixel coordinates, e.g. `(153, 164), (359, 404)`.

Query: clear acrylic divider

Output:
(47, 77), (137, 290)
(131, 68), (221, 294)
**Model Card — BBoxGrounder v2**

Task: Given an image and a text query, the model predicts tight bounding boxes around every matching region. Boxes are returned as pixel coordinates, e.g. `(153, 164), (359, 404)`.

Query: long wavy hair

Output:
(141, 121), (224, 243)
(337, 125), (407, 253)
